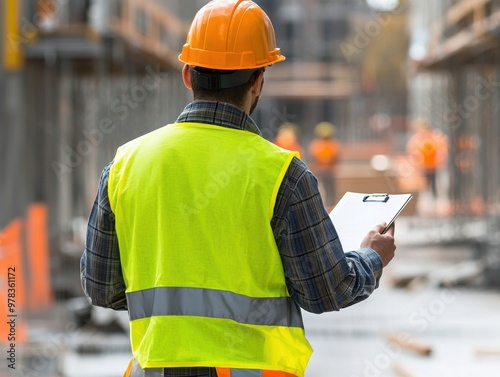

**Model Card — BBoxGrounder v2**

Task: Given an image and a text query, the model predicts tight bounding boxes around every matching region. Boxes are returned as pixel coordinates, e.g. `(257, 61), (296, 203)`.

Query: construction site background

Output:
(1, 0), (500, 376)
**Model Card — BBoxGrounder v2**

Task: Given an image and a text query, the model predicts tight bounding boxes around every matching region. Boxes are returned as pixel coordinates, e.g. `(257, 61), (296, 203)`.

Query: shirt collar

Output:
(175, 101), (262, 136)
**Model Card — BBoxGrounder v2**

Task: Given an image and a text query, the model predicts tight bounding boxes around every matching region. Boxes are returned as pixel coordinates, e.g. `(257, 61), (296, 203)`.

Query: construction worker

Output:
(273, 122), (304, 157)
(308, 121), (341, 207)
(406, 117), (448, 199)
(80, 1), (396, 376)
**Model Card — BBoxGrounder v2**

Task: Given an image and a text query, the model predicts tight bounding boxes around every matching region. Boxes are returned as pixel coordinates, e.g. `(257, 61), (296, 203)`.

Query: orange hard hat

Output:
(179, 0), (286, 70)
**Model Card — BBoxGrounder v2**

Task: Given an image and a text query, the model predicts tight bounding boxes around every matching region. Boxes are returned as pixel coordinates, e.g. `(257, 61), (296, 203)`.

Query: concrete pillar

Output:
(0, 1), (28, 228)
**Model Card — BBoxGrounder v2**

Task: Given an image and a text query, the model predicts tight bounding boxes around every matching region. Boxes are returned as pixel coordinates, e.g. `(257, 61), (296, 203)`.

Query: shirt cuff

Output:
(356, 247), (384, 279)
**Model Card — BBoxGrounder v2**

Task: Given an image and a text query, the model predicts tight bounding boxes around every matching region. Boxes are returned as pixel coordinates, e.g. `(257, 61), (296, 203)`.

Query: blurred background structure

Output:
(1, 0), (500, 376)
(407, 0), (500, 286)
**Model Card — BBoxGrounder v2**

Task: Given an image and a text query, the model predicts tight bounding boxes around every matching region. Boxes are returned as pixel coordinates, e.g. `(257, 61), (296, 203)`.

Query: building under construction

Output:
(1, 0), (500, 376)
(408, 0), (500, 286)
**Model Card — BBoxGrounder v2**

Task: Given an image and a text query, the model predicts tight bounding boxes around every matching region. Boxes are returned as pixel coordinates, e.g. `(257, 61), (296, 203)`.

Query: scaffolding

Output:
(1, 0), (196, 298)
(408, 0), (500, 287)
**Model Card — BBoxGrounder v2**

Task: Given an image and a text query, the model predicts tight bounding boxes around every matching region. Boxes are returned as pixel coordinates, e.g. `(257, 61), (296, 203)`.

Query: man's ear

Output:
(251, 71), (265, 95)
(182, 64), (192, 89)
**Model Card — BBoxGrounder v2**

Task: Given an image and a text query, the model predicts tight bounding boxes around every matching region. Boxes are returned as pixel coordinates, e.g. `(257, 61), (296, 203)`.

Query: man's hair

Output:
(191, 68), (264, 108)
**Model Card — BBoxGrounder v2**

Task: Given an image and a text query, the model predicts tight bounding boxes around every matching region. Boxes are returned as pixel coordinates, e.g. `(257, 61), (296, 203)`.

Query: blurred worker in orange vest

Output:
(308, 122), (341, 207)
(273, 122), (304, 157)
(406, 118), (448, 199)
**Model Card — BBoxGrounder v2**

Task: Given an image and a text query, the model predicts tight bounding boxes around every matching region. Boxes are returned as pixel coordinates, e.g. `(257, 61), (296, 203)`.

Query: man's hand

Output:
(360, 222), (396, 267)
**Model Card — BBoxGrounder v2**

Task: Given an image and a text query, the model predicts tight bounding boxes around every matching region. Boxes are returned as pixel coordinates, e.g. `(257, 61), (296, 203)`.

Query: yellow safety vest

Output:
(108, 122), (313, 377)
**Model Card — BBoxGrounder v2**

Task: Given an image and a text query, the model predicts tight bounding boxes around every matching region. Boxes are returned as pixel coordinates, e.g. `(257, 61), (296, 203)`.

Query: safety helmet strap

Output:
(190, 67), (263, 90)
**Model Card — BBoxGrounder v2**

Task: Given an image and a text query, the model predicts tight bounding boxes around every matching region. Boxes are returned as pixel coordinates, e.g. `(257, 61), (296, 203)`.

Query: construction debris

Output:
(475, 346), (500, 358)
(392, 361), (421, 377)
(385, 332), (433, 357)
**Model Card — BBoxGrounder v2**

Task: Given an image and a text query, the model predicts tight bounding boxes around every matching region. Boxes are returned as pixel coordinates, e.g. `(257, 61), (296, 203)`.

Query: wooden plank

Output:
(446, 0), (490, 26)
(385, 333), (433, 356)
(392, 362), (421, 377)
(134, 0), (188, 36)
(263, 80), (357, 98)
(475, 346), (500, 357)
(267, 63), (355, 81)
(108, 0), (188, 68)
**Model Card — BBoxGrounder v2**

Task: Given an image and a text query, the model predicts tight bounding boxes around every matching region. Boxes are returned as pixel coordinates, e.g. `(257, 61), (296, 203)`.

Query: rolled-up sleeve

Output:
(80, 162), (127, 310)
(272, 157), (383, 314)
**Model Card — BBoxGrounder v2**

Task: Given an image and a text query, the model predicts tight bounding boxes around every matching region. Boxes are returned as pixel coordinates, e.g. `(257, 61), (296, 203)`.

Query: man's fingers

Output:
(384, 222), (395, 236)
(373, 222), (387, 233)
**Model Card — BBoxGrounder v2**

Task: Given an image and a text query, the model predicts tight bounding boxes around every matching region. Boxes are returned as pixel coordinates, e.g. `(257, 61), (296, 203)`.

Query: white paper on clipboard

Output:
(329, 192), (412, 252)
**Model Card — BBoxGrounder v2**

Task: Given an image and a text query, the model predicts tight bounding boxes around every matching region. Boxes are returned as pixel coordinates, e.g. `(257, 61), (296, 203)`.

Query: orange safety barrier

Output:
(26, 203), (53, 310)
(0, 219), (27, 343)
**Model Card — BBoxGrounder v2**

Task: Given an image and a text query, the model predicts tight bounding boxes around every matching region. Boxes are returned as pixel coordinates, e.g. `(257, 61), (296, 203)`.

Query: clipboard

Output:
(329, 192), (413, 252)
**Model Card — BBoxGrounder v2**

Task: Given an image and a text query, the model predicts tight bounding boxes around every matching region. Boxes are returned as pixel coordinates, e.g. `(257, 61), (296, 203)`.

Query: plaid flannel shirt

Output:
(81, 101), (383, 376)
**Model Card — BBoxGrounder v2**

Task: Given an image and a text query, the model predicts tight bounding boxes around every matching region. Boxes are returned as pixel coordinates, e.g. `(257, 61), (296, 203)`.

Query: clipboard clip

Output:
(363, 193), (389, 202)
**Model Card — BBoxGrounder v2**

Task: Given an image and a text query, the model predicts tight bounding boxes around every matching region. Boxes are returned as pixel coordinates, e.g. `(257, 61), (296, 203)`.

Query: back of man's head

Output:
(178, 0), (286, 107)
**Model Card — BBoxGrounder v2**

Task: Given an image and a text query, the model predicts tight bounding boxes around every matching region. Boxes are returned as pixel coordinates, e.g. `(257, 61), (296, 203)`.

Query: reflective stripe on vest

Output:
(126, 286), (304, 328)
